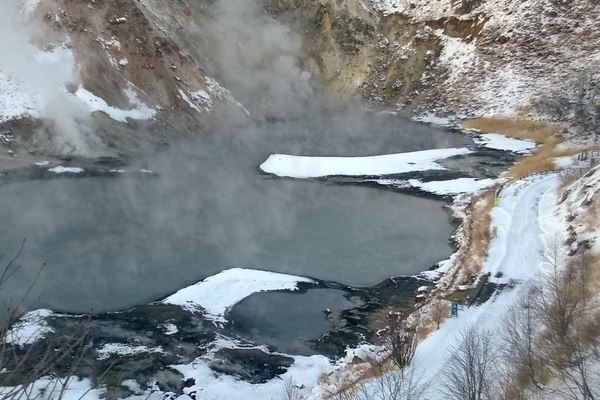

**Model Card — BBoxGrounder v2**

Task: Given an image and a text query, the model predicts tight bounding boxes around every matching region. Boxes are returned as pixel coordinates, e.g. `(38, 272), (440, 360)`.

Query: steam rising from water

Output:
(0, 0), (474, 315)
(0, 1), (100, 155)
(197, 0), (315, 119)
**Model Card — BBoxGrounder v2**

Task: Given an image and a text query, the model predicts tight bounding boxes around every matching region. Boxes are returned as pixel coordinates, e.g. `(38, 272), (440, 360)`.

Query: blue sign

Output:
(451, 303), (459, 318)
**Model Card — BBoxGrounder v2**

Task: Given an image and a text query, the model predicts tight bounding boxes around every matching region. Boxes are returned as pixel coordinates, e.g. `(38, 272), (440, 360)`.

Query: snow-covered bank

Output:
(170, 339), (380, 400)
(474, 133), (537, 153)
(259, 148), (472, 178)
(386, 175), (561, 397)
(408, 177), (495, 196)
(162, 268), (314, 322)
(372, 177), (496, 196)
(5, 309), (54, 346)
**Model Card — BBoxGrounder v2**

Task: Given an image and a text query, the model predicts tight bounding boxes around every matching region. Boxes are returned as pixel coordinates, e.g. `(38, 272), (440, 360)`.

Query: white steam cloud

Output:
(0, 0), (101, 155)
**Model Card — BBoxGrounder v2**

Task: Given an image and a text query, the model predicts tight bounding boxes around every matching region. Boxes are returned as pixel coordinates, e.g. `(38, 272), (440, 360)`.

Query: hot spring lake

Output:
(0, 115), (474, 314)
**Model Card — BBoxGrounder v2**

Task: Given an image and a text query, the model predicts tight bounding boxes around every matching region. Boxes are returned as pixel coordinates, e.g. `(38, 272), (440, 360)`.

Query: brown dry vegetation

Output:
(454, 192), (496, 283)
(464, 117), (600, 181)
(501, 251), (600, 399)
(463, 117), (557, 144)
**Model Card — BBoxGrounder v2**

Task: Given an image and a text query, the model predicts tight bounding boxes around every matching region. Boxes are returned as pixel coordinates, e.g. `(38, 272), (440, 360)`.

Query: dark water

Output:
(0, 114), (471, 313)
(229, 289), (357, 355)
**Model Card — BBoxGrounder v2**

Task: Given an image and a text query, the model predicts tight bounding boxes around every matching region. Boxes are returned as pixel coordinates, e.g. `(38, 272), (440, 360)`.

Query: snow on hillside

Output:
(0, 72), (40, 123)
(372, 0), (600, 117)
(260, 148), (472, 178)
(559, 164), (600, 254)
(75, 86), (156, 122)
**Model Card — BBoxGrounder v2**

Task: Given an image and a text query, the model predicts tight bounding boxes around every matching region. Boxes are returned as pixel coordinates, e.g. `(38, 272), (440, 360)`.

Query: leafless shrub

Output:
(384, 314), (417, 370)
(280, 375), (301, 400)
(0, 243), (94, 400)
(441, 325), (498, 400)
(500, 285), (546, 397)
(330, 364), (428, 400)
(536, 249), (600, 400)
(431, 300), (450, 330)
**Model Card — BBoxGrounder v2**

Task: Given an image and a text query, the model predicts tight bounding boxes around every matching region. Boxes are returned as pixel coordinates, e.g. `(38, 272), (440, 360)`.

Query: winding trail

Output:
(410, 174), (562, 395)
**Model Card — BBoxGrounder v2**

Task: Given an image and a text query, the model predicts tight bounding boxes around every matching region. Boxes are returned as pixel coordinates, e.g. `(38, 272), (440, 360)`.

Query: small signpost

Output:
(451, 303), (459, 318)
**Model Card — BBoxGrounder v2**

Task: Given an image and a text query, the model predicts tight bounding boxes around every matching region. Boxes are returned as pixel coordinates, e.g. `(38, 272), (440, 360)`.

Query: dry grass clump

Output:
(464, 117), (600, 181)
(464, 117), (560, 180)
(506, 139), (560, 181)
(463, 117), (557, 144)
(454, 192), (495, 282)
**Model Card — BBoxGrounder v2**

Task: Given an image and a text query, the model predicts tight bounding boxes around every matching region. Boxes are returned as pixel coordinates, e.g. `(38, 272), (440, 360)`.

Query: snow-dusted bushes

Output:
(498, 249), (600, 399)
(0, 242), (93, 400)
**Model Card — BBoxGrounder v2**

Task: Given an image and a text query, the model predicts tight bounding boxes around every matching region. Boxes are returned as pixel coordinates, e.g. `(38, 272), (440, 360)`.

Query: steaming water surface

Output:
(0, 115), (471, 313)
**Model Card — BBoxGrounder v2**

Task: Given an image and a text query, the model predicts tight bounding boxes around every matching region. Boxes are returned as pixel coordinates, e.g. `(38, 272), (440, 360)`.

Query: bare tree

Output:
(500, 285), (545, 392)
(384, 314), (417, 370)
(441, 326), (498, 400)
(280, 375), (301, 400)
(533, 244), (600, 400)
(431, 300), (450, 331)
(0, 243), (95, 400)
(330, 364), (428, 400)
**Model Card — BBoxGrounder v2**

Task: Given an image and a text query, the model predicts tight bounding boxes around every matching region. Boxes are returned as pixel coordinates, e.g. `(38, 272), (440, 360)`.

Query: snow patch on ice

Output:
(474, 133), (537, 153)
(96, 343), (164, 361)
(260, 148), (472, 178)
(412, 114), (455, 126)
(48, 166), (84, 174)
(6, 309), (54, 346)
(160, 323), (178, 336)
(372, 177), (495, 196)
(408, 177), (495, 195)
(162, 268), (314, 322)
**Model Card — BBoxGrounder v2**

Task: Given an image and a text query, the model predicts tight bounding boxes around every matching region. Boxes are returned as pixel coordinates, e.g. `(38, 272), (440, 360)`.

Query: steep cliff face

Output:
(1, 0), (598, 158)
(0, 0), (253, 158)
(269, 0), (599, 117)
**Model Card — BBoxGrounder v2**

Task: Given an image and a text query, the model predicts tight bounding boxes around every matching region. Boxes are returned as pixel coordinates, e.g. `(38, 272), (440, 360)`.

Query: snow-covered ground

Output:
(162, 268), (314, 322)
(474, 133), (537, 154)
(75, 86), (156, 122)
(5, 309), (54, 346)
(260, 148), (472, 178)
(387, 175), (561, 397)
(373, 177), (495, 196)
(96, 343), (164, 361)
(301, 174), (562, 399)
(47, 166), (84, 174)
(408, 177), (495, 195)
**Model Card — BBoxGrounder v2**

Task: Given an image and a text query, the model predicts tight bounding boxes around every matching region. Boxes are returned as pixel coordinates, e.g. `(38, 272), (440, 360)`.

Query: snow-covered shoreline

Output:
(259, 147), (472, 178)
(162, 268), (314, 322)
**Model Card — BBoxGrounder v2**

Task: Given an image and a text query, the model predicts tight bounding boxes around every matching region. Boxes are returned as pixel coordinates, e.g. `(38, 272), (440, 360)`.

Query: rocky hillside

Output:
(269, 0), (599, 117)
(0, 0), (598, 158)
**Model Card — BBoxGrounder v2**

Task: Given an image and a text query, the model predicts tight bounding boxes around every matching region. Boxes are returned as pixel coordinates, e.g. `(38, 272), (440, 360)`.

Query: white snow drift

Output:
(5, 309), (54, 346)
(75, 86), (156, 123)
(260, 148), (472, 178)
(475, 133), (537, 153)
(162, 268), (313, 321)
